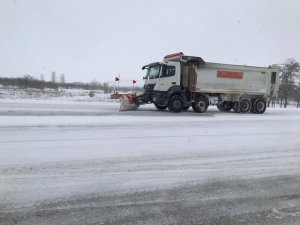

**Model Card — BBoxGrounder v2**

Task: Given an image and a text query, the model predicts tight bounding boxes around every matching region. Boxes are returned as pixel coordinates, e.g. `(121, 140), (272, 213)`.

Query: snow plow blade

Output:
(111, 93), (140, 111)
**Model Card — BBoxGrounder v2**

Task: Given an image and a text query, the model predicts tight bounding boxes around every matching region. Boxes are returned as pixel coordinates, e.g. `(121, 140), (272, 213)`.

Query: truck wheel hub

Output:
(174, 100), (181, 108)
(241, 102), (248, 110)
(198, 101), (205, 109)
(257, 102), (264, 111)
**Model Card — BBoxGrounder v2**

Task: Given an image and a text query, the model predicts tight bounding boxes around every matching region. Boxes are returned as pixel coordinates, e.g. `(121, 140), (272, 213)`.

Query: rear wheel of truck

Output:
(154, 103), (167, 111)
(192, 95), (209, 113)
(168, 95), (183, 113)
(239, 99), (251, 113)
(255, 99), (267, 114)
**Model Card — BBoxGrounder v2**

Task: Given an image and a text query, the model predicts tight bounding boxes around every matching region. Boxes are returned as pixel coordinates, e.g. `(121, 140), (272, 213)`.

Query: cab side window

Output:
(161, 65), (176, 78)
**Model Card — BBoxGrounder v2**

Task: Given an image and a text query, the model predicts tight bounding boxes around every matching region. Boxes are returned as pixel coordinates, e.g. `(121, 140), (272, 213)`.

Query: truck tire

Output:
(192, 95), (209, 113)
(233, 102), (240, 113)
(239, 99), (251, 113)
(154, 103), (167, 111)
(255, 99), (267, 114)
(168, 95), (183, 113)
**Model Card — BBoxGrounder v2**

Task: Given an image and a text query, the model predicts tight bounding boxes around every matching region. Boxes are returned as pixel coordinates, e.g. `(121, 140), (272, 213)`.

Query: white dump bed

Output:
(195, 62), (279, 96)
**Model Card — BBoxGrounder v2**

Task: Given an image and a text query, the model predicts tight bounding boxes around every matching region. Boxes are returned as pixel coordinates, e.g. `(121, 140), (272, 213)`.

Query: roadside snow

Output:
(0, 87), (116, 102)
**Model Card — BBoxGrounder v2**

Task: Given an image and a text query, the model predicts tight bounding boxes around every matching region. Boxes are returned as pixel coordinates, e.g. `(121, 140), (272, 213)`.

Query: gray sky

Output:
(1, 0), (300, 85)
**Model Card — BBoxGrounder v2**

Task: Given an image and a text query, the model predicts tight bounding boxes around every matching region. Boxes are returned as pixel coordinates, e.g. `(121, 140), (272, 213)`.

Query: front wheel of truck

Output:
(168, 95), (184, 113)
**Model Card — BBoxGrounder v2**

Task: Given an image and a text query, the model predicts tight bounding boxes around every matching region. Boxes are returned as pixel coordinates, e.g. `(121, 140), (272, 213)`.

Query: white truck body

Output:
(141, 53), (279, 113)
(194, 63), (278, 96)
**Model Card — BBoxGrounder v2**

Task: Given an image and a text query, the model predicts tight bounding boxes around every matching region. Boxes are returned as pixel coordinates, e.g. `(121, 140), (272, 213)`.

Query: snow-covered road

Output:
(0, 99), (300, 225)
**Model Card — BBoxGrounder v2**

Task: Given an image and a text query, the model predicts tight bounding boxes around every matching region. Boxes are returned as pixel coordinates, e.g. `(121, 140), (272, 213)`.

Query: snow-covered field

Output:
(0, 86), (119, 102)
(0, 98), (300, 225)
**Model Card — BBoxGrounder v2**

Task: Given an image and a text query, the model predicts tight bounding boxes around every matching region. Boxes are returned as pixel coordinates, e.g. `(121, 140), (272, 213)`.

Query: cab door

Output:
(155, 62), (180, 92)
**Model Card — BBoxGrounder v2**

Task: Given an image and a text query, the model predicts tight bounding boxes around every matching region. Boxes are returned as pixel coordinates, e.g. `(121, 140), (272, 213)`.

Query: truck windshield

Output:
(146, 65), (160, 79)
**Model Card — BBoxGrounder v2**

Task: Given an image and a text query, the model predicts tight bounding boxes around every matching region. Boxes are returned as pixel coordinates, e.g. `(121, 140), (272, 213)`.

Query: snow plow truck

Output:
(114, 52), (279, 113)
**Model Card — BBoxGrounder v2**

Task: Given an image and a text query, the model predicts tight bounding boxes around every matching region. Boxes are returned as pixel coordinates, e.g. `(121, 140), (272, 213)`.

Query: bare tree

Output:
(102, 82), (110, 93)
(279, 58), (300, 108)
(59, 73), (65, 84)
(51, 71), (57, 83)
(290, 84), (300, 108)
(20, 74), (35, 88)
(90, 79), (98, 89)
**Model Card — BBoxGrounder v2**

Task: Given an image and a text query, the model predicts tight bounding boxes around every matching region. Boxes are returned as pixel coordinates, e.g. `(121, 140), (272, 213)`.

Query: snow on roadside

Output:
(0, 87), (118, 102)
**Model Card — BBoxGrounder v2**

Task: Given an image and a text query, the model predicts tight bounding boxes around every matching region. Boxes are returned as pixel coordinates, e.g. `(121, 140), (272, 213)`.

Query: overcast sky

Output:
(1, 0), (300, 85)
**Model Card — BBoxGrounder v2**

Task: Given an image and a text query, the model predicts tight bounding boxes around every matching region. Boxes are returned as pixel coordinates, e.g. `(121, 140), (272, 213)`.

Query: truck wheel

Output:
(233, 102), (240, 113)
(192, 95), (209, 113)
(239, 99), (251, 113)
(154, 103), (167, 111)
(255, 99), (267, 114)
(223, 101), (234, 111)
(168, 95), (183, 113)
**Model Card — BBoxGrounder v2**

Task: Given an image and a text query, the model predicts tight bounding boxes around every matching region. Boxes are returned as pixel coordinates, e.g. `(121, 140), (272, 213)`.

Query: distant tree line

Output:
(0, 75), (97, 90)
